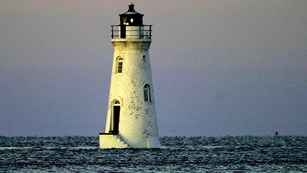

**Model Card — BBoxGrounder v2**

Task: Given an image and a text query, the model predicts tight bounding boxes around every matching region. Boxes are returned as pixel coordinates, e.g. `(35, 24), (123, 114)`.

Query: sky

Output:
(0, 0), (306, 137)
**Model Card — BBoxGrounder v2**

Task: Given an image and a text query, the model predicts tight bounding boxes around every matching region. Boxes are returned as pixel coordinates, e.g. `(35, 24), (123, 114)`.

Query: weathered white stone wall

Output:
(103, 38), (160, 148)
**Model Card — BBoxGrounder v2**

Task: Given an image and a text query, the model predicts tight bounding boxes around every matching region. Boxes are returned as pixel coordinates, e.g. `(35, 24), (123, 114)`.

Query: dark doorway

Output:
(111, 106), (120, 134)
(120, 26), (126, 38)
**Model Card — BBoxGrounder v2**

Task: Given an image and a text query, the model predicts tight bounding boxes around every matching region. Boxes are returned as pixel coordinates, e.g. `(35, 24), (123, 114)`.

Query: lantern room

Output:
(119, 3), (143, 26)
(111, 4), (152, 39)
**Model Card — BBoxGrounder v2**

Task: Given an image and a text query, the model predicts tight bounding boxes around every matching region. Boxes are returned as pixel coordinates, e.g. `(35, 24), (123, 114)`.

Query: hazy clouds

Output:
(0, 0), (306, 136)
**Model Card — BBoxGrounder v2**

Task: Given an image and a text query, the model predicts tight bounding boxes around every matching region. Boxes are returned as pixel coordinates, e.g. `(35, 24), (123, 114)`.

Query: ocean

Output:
(0, 136), (306, 172)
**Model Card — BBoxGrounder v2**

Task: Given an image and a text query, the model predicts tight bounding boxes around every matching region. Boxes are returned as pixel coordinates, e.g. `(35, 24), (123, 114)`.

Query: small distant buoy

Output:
(275, 131), (279, 136)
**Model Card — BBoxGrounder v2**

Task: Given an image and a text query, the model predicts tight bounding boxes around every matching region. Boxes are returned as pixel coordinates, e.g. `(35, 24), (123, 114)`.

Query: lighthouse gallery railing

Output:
(111, 25), (152, 39)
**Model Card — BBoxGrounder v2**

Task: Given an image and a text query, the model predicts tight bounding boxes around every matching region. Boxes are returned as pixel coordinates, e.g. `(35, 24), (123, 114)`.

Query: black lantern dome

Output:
(111, 4), (152, 39)
(119, 3), (143, 26)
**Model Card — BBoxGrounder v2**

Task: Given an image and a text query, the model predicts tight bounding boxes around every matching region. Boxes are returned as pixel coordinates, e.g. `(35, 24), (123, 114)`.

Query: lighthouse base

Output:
(99, 133), (161, 149)
(99, 133), (129, 149)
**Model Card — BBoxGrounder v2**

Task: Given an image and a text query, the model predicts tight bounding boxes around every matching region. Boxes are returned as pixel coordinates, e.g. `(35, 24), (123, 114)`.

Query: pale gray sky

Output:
(0, 0), (306, 136)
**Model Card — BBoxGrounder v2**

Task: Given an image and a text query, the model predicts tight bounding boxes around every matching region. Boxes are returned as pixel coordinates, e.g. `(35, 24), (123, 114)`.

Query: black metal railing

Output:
(111, 25), (152, 39)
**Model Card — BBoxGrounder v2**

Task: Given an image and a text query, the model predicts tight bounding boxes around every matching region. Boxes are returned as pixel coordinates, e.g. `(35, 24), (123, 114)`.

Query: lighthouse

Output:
(99, 4), (161, 148)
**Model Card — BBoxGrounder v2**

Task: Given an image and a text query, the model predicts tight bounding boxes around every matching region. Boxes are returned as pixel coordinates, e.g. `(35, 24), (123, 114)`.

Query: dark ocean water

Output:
(0, 136), (306, 172)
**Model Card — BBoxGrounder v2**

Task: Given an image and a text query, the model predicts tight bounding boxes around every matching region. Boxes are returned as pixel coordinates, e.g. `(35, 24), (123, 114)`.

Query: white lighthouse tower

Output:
(99, 4), (160, 148)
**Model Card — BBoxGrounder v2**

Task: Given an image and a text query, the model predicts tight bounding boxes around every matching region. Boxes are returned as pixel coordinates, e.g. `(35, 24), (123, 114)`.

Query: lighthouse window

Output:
(117, 62), (123, 73)
(122, 17), (127, 25)
(116, 57), (123, 73)
(144, 84), (152, 102)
